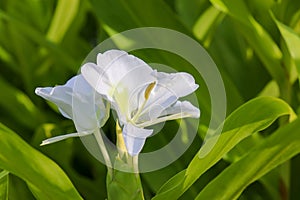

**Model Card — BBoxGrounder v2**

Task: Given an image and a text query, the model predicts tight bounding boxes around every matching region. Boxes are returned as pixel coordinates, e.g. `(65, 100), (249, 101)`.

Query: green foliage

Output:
(153, 97), (295, 200)
(0, 123), (82, 199)
(0, 0), (300, 199)
(196, 117), (300, 199)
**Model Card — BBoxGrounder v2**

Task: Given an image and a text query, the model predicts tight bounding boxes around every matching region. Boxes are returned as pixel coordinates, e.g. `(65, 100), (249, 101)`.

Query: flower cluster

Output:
(36, 50), (200, 156)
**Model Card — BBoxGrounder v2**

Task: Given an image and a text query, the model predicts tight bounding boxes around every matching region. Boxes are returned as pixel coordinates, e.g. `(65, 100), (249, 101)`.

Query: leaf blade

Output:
(153, 97), (295, 200)
(0, 123), (82, 200)
(196, 117), (300, 200)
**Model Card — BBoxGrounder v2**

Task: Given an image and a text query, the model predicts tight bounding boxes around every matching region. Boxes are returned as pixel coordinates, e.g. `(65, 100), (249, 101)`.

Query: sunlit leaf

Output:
(46, 0), (80, 43)
(275, 18), (300, 86)
(196, 116), (300, 200)
(0, 170), (9, 200)
(0, 123), (82, 200)
(210, 0), (285, 87)
(153, 97), (295, 200)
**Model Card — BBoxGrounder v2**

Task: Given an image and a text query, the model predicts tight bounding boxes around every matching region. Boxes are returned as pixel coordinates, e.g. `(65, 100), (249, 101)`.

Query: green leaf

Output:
(175, 0), (211, 29)
(275, 18), (300, 85)
(46, 0), (80, 43)
(193, 6), (224, 45)
(89, 0), (188, 33)
(210, 0), (285, 86)
(0, 170), (9, 200)
(153, 97), (295, 200)
(196, 116), (300, 200)
(0, 10), (78, 71)
(0, 77), (42, 130)
(0, 123), (82, 200)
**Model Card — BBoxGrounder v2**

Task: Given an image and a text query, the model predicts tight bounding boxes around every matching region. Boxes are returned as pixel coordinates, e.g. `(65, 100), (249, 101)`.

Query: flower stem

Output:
(106, 123), (145, 200)
(94, 128), (112, 175)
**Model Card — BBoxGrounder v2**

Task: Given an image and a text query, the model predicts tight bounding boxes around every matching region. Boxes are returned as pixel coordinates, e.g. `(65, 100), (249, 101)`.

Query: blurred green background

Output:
(0, 0), (300, 199)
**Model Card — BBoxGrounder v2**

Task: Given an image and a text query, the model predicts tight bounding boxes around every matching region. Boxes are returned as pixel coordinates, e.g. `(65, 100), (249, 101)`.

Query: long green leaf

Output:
(153, 97), (295, 200)
(0, 10), (78, 71)
(0, 170), (9, 200)
(196, 116), (300, 200)
(89, 0), (188, 33)
(46, 0), (80, 43)
(210, 0), (285, 87)
(0, 123), (82, 200)
(275, 18), (300, 85)
(0, 77), (41, 130)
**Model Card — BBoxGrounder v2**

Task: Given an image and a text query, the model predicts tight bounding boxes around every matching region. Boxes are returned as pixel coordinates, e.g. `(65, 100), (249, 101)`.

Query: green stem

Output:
(106, 123), (145, 200)
(94, 128), (112, 175)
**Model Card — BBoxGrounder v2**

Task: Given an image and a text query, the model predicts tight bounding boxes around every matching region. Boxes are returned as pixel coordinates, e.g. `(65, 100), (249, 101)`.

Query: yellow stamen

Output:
(131, 82), (156, 122)
(144, 82), (156, 100)
(116, 120), (128, 158)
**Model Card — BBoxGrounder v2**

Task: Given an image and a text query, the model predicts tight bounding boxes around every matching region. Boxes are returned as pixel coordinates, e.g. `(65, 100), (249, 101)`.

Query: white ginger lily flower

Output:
(81, 50), (200, 156)
(35, 75), (108, 145)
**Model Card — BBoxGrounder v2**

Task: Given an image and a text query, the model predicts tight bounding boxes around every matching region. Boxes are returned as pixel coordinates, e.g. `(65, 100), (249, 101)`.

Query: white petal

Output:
(82, 50), (156, 118)
(139, 101), (200, 127)
(81, 62), (112, 101)
(72, 75), (109, 133)
(154, 71), (199, 97)
(41, 132), (91, 146)
(96, 49), (128, 67)
(36, 75), (108, 134)
(122, 123), (153, 156)
(163, 101), (200, 118)
(82, 50), (154, 100)
(138, 72), (198, 121)
(35, 82), (74, 119)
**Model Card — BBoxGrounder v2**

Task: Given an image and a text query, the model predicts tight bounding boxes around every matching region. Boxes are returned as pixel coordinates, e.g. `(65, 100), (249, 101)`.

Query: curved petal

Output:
(122, 123), (153, 156)
(72, 75), (107, 133)
(96, 49), (128, 67)
(139, 101), (200, 127)
(154, 71), (199, 97)
(82, 50), (155, 99)
(35, 76), (76, 119)
(80, 62), (112, 101)
(41, 132), (92, 146)
(82, 50), (156, 119)
(138, 72), (199, 121)
(36, 75), (108, 134)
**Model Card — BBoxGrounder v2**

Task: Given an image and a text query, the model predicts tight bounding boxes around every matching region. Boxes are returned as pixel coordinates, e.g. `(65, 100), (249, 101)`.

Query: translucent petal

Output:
(139, 101), (200, 127)
(138, 72), (199, 121)
(36, 75), (108, 134)
(82, 50), (156, 119)
(153, 71), (199, 97)
(41, 132), (91, 146)
(72, 75), (106, 133)
(122, 123), (153, 156)
(35, 81), (74, 119)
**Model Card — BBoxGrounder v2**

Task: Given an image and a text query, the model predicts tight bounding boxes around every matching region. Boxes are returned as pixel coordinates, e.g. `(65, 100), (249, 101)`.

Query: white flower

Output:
(81, 50), (200, 156)
(35, 75), (108, 145)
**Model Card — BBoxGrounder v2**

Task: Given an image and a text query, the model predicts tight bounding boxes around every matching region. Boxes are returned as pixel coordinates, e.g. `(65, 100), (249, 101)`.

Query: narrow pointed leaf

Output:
(275, 19), (300, 85)
(196, 117), (300, 200)
(153, 97), (295, 200)
(0, 123), (82, 200)
(0, 170), (9, 200)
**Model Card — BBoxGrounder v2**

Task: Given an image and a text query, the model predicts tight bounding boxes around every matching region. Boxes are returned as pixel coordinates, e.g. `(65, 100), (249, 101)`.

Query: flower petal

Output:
(72, 75), (107, 133)
(138, 72), (199, 121)
(41, 132), (91, 146)
(154, 71), (199, 97)
(36, 75), (108, 134)
(35, 76), (76, 119)
(82, 50), (155, 100)
(96, 49), (128, 67)
(139, 101), (200, 127)
(81, 50), (156, 122)
(122, 123), (153, 156)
